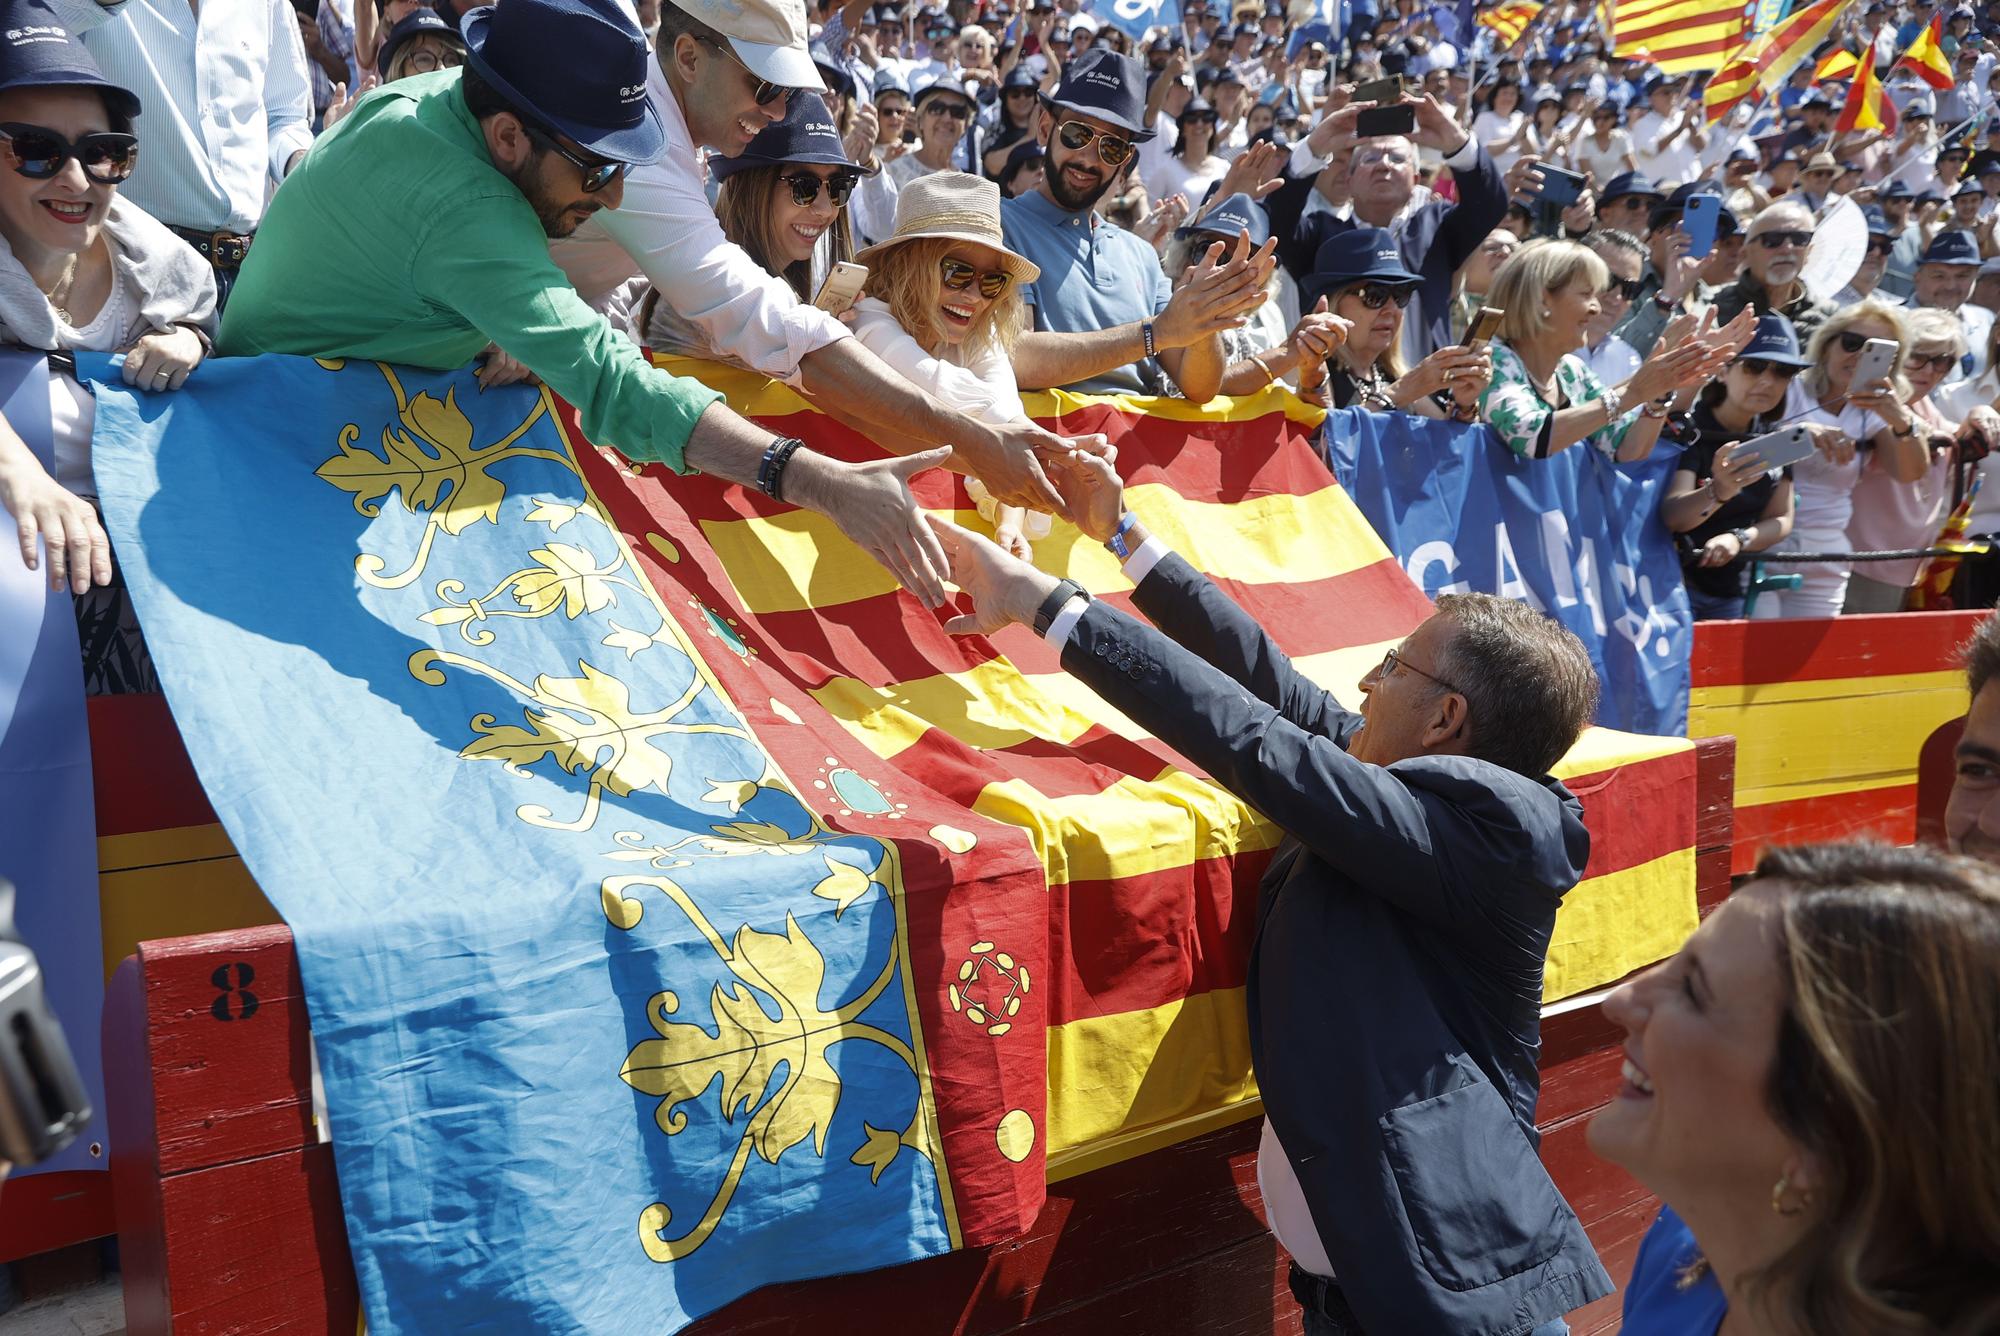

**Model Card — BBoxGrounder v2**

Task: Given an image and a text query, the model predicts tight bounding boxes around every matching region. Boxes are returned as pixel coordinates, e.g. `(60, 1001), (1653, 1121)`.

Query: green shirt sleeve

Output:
(410, 190), (721, 473)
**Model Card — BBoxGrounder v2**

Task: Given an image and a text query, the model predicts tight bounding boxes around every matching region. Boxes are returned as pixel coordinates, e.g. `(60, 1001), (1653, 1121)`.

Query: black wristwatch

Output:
(1032, 578), (1089, 637)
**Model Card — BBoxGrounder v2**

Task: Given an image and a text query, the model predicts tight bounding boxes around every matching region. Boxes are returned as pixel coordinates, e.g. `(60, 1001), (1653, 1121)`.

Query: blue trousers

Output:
(1289, 1262), (1572, 1336)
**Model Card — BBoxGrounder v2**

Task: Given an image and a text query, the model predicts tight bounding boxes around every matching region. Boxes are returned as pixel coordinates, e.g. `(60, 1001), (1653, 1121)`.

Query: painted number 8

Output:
(211, 961), (260, 1022)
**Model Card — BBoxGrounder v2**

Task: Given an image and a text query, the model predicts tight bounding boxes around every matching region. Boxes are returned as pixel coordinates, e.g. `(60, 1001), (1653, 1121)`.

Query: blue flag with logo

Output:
(1324, 409), (1692, 736)
(1101, 0), (1181, 41)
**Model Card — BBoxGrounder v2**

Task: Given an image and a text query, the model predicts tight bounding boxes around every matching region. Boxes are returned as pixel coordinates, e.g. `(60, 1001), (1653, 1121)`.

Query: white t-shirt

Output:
(1146, 152), (1229, 209)
(1784, 379), (1884, 535)
(1568, 129), (1633, 188)
(51, 276), (129, 501)
(1472, 108), (1525, 174)
(1631, 110), (1698, 188)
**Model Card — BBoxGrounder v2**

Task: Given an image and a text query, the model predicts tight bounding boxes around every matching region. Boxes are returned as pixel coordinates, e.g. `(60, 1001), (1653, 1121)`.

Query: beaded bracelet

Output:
(757, 436), (806, 502)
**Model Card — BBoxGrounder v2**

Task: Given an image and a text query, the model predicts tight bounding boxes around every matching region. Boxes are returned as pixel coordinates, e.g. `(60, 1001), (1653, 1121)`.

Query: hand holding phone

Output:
(1680, 194), (1720, 260)
(1356, 103), (1417, 138)
(1463, 306), (1505, 352)
(814, 261), (869, 315)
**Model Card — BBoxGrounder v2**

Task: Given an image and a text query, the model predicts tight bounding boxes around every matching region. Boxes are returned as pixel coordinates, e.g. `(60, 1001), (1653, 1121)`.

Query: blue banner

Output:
(1324, 409), (1692, 736)
(1100, 0), (1181, 42)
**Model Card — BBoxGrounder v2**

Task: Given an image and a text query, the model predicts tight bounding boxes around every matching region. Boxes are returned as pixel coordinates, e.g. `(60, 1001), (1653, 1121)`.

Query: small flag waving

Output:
(1814, 47), (1860, 81)
(1478, 1), (1541, 45)
(1702, 0), (1855, 123)
(1910, 472), (1987, 609)
(1899, 12), (1954, 90)
(1836, 50), (1897, 133)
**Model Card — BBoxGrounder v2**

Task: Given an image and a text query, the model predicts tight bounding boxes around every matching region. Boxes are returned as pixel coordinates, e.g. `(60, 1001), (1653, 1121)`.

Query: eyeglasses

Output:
(1735, 357), (1804, 380)
(1752, 229), (1812, 249)
(1909, 351), (1960, 372)
(399, 47), (464, 73)
(1865, 235), (1893, 255)
(1603, 277), (1645, 302)
(1379, 645), (1462, 694)
(779, 170), (858, 207)
(878, 102), (909, 117)
(1054, 118), (1134, 165)
(924, 100), (973, 122)
(940, 256), (1012, 298)
(0, 122), (139, 185)
(522, 124), (624, 193)
(1341, 282), (1414, 309)
(702, 36), (792, 108)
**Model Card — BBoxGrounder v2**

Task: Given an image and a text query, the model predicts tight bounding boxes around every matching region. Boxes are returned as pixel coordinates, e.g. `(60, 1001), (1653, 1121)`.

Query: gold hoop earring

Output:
(1770, 1172), (1809, 1217)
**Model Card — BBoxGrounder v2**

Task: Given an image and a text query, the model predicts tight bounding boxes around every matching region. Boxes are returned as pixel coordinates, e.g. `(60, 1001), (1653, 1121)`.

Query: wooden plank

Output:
(107, 954), (171, 1333)
(1914, 715), (1965, 850)
(0, 1171), (115, 1265)
(1689, 610), (1986, 688)
(1728, 783), (1919, 875)
(87, 694), (219, 837)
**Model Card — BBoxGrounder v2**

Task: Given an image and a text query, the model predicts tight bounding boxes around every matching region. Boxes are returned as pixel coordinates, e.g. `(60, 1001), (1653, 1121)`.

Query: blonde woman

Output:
(851, 172), (1045, 556)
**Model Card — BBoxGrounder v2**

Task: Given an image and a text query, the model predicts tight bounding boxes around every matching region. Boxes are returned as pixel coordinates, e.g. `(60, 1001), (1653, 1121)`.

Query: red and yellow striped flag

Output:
(1836, 49), (1897, 133)
(1478, 1), (1542, 45)
(1814, 47), (1860, 81)
(1909, 473), (1985, 609)
(1613, 0), (1749, 73)
(1899, 12), (1954, 90)
(1702, 0), (1855, 123)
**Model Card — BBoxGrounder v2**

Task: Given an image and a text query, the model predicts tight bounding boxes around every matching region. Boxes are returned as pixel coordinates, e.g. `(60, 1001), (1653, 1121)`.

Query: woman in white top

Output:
(0, 53), (217, 695)
(1758, 301), (1930, 619)
(1146, 98), (1231, 218)
(850, 171), (1046, 558)
(1472, 82), (1528, 175)
(1568, 100), (1637, 190)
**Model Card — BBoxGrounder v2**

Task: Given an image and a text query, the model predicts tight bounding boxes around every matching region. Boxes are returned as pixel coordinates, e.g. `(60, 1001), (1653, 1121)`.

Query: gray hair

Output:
(1965, 610), (2000, 700)
(1432, 593), (1600, 777)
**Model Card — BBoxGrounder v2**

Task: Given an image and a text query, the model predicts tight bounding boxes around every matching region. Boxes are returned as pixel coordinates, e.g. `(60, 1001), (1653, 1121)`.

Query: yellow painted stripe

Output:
(98, 820), (237, 872)
(701, 479), (1387, 616)
(1045, 987), (1258, 1156)
(1691, 669), (1967, 809)
(98, 854), (278, 980)
(977, 769), (1283, 887)
(1542, 847), (1697, 1003)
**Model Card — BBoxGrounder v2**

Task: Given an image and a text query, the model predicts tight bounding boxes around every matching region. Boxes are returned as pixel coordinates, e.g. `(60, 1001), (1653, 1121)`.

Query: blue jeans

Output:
(1290, 1263), (1571, 1336)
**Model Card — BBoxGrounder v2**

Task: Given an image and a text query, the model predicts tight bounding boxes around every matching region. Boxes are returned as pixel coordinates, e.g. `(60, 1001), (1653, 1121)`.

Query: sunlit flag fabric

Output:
(1899, 12), (1954, 90)
(85, 354), (1699, 1331)
(1814, 46), (1860, 81)
(1701, 0), (1855, 123)
(1477, 0), (1541, 45)
(1611, 0), (1749, 73)
(1837, 50), (1897, 134)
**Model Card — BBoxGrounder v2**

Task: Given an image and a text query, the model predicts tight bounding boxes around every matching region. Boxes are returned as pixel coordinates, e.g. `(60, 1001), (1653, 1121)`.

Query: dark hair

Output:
(460, 65), (523, 124)
(1431, 592), (1599, 776)
(1964, 611), (2000, 700)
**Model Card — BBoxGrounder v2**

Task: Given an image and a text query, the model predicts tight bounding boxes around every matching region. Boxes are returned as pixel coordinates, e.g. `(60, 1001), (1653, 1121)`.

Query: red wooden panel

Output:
(1915, 715), (1965, 850)
(1689, 610), (1986, 688)
(1566, 1194), (1663, 1334)
(86, 693), (218, 838)
(1729, 783), (1918, 876)
(107, 954), (170, 1335)
(0, 1171), (115, 1264)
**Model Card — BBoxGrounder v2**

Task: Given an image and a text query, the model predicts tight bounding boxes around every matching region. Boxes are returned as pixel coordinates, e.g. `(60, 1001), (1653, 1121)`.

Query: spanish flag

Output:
(1478, 1), (1542, 46)
(1836, 49), (1897, 132)
(1814, 47), (1860, 81)
(1702, 0), (1855, 122)
(1899, 12), (1954, 90)
(1613, 0), (1749, 73)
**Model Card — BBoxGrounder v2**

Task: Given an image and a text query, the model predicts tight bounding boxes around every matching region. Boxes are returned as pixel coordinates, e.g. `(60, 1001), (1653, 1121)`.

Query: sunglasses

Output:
(1836, 330), (1887, 353)
(924, 100), (974, 122)
(0, 122), (139, 185)
(779, 170), (858, 207)
(1752, 229), (1812, 248)
(940, 256), (1012, 298)
(1736, 357), (1804, 380)
(1342, 282), (1414, 309)
(1909, 351), (1960, 372)
(522, 125), (624, 193)
(1603, 277), (1645, 301)
(702, 37), (792, 107)
(1054, 118), (1134, 165)
(1865, 235), (1893, 254)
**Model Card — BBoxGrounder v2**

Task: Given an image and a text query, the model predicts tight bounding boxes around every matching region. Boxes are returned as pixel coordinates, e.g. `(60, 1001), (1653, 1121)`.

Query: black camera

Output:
(0, 879), (92, 1168)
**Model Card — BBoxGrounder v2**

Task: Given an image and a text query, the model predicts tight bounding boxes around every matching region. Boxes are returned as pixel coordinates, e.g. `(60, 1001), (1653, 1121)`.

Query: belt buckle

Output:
(214, 232), (249, 268)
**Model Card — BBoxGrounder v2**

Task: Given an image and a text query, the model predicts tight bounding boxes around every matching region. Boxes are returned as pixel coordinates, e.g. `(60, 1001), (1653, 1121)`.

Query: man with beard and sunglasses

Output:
(548, 0), (1103, 538)
(1000, 49), (1278, 402)
(220, 0), (966, 609)
(1708, 201), (1836, 348)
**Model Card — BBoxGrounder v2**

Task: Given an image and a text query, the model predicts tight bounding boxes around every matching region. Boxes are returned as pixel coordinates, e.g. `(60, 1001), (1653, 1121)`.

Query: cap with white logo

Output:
(666, 0), (825, 92)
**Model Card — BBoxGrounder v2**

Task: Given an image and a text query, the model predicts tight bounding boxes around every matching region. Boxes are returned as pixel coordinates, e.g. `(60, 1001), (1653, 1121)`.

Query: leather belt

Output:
(169, 225), (254, 270)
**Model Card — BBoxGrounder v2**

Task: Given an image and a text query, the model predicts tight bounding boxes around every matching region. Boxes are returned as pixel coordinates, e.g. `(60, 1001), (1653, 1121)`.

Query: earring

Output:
(1539, 308), (1552, 319)
(1770, 1172), (1810, 1217)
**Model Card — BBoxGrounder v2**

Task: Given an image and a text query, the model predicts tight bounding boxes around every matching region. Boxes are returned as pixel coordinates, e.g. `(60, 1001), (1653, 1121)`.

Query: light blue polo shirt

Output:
(1001, 188), (1175, 396)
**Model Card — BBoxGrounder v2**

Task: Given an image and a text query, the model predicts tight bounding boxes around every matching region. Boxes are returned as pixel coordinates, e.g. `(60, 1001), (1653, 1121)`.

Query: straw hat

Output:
(854, 172), (1040, 284)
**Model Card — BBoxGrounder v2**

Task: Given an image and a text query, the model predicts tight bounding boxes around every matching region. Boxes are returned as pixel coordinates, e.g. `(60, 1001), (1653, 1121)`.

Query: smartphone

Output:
(1851, 337), (1898, 392)
(1732, 426), (1814, 472)
(1353, 75), (1404, 104)
(1680, 194), (1720, 260)
(0, 881), (92, 1168)
(813, 261), (869, 315)
(1533, 165), (1586, 209)
(1463, 306), (1505, 352)
(1356, 103), (1417, 138)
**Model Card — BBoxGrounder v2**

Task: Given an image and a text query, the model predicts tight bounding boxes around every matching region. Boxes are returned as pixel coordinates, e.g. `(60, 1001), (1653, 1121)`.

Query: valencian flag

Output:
(1477, 0), (1541, 45)
(1702, 0), (1855, 122)
(83, 354), (1700, 1332)
(1612, 0), (1749, 73)
(1837, 49), (1897, 133)
(1900, 12), (1954, 90)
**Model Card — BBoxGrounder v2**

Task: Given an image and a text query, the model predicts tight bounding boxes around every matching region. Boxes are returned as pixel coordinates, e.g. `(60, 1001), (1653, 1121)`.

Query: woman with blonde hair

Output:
(1479, 239), (1734, 462)
(1589, 840), (2000, 1335)
(850, 171), (1044, 556)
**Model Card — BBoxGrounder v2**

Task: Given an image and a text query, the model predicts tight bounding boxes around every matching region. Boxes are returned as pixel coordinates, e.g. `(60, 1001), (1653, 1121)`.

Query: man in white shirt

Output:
(552, 0), (1098, 520)
(1629, 72), (1704, 189)
(1581, 228), (1644, 385)
(50, 0), (315, 303)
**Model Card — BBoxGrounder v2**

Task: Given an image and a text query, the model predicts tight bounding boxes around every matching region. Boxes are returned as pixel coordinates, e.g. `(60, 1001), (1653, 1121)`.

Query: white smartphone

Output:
(1850, 337), (1898, 393)
(1730, 425), (1815, 472)
(813, 261), (869, 314)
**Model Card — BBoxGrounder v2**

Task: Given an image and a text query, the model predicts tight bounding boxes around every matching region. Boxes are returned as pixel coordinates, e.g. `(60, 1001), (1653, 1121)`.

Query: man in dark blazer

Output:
(927, 455), (1614, 1336)
(1262, 95), (1511, 362)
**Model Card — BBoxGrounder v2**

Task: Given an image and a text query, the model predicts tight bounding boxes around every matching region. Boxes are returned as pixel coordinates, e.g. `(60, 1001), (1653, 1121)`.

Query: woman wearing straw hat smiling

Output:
(851, 171), (1046, 556)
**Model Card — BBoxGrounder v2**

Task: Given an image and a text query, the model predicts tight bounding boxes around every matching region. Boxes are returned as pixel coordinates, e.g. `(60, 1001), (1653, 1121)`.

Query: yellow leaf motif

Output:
(525, 498), (584, 531)
(460, 661), (682, 798)
(510, 543), (618, 619)
(702, 778), (760, 812)
(811, 852), (875, 920)
(851, 1123), (903, 1184)
(602, 621), (657, 659)
(620, 914), (846, 1164)
(704, 819), (823, 855)
(316, 388), (510, 536)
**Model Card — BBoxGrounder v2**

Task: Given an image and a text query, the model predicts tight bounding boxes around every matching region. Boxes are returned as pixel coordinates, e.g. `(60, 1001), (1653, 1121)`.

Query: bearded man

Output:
(1709, 200), (1836, 347)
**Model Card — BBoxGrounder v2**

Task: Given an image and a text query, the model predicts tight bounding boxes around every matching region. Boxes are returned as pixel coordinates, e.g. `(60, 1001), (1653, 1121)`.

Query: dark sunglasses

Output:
(1909, 351), (1960, 372)
(1054, 118), (1134, 165)
(522, 124), (624, 193)
(1736, 357), (1803, 380)
(702, 36), (791, 107)
(940, 256), (1012, 298)
(1603, 277), (1645, 301)
(1343, 282), (1414, 309)
(924, 100), (974, 122)
(1865, 235), (1893, 254)
(779, 170), (857, 207)
(0, 122), (139, 185)
(1836, 330), (1884, 353)
(1752, 229), (1812, 248)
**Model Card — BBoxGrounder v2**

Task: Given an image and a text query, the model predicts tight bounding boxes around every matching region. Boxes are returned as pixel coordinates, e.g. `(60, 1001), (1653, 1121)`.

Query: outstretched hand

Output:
(927, 515), (1059, 637)
(1045, 447), (1126, 542)
(795, 446), (955, 608)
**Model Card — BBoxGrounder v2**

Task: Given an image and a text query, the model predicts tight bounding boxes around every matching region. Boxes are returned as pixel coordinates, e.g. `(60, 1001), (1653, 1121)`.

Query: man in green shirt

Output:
(220, 0), (955, 604)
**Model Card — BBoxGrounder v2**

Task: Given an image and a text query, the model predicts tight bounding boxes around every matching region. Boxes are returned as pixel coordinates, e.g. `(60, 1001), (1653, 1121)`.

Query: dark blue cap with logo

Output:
(1047, 49), (1154, 139)
(1001, 64), (1038, 91)
(1302, 226), (1421, 307)
(461, 0), (662, 164)
(1177, 192), (1270, 245)
(1600, 170), (1665, 207)
(1738, 314), (1812, 367)
(1955, 178), (1986, 199)
(1923, 229), (1983, 265)
(1862, 204), (1890, 235)
(1881, 177), (1916, 200)
(0, 0), (138, 119)
(711, 91), (875, 180)
(378, 9), (463, 81)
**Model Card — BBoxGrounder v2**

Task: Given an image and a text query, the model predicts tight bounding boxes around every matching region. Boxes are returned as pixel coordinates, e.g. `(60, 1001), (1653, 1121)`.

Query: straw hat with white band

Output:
(854, 172), (1040, 285)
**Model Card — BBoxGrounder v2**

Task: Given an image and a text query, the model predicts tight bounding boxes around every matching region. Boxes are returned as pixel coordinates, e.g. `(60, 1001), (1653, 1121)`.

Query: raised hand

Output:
(1045, 448), (1126, 543)
(1156, 231), (1279, 346)
(1213, 139), (1285, 204)
(792, 447), (955, 608)
(927, 515), (1059, 637)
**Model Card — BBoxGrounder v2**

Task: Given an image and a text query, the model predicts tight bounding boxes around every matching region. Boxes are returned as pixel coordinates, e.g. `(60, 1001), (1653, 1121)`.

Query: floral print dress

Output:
(1479, 338), (1643, 460)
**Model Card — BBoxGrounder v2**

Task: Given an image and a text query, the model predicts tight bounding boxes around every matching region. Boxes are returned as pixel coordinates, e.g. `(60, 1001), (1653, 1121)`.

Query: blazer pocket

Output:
(1378, 1079), (1568, 1292)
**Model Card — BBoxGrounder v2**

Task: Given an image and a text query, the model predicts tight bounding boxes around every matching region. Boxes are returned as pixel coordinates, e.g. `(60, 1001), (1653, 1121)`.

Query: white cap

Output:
(667, 0), (824, 90)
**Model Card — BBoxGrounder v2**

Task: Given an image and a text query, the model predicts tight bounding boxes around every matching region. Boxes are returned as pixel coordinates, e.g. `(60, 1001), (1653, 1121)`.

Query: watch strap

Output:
(1032, 578), (1088, 638)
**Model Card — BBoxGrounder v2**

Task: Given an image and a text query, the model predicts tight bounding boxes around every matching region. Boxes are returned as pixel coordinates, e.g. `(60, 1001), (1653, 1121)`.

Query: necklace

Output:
(43, 254), (80, 325)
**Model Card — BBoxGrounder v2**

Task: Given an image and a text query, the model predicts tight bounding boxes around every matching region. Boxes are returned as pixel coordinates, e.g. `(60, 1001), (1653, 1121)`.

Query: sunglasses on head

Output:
(1604, 277), (1645, 301)
(1909, 350), (1959, 372)
(1736, 357), (1803, 380)
(702, 36), (792, 107)
(779, 170), (858, 207)
(940, 256), (1012, 298)
(1752, 229), (1812, 248)
(0, 122), (139, 185)
(522, 124), (624, 193)
(1342, 282), (1413, 309)
(1054, 118), (1134, 165)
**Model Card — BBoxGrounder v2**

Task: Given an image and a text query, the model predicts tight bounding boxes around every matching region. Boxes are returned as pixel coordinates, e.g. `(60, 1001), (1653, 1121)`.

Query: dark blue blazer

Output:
(1058, 554), (1614, 1334)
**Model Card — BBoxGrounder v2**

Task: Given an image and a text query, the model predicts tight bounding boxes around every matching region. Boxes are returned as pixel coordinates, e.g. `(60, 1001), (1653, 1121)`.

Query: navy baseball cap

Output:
(1177, 192), (1270, 245)
(462, 0), (662, 164)
(873, 66), (910, 97)
(1881, 178), (1916, 200)
(1862, 204), (1890, 235)
(377, 9), (463, 81)
(0, 0), (138, 120)
(711, 89), (875, 180)
(1922, 229), (1982, 265)
(1047, 49), (1155, 138)
(1956, 178), (1986, 199)
(1302, 226), (1421, 306)
(1738, 314), (1811, 367)
(1600, 171), (1666, 207)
